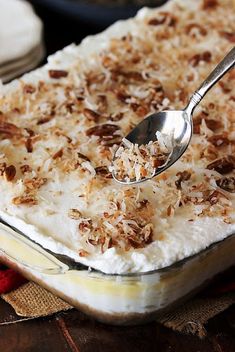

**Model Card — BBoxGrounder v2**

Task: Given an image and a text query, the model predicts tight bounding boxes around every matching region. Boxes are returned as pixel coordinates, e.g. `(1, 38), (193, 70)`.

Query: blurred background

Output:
(29, 0), (168, 49)
(0, 0), (168, 82)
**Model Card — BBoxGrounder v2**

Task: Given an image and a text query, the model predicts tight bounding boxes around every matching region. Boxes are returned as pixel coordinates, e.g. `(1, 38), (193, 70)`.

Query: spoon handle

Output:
(185, 46), (235, 114)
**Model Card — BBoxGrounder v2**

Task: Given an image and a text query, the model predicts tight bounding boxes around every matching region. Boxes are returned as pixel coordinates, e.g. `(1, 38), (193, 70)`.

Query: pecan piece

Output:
(95, 166), (112, 179)
(175, 170), (191, 189)
(12, 195), (37, 206)
(20, 164), (32, 174)
(206, 190), (221, 205)
(23, 84), (36, 94)
(52, 149), (63, 159)
(37, 116), (53, 125)
(48, 70), (68, 79)
(25, 138), (33, 153)
(216, 177), (235, 193)
(202, 0), (218, 9)
(185, 23), (207, 36)
(4, 165), (16, 182)
(86, 124), (120, 139)
(78, 249), (90, 257)
(77, 152), (90, 162)
(148, 12), (177, 27)
(208, 133), (229, 147)
(0, 121), (21, 136)
(193, 112), (222, 134)
(220, 31), (235, 43)
(189, 51), (211, 67)
(207, 155), (235, 174)
(110, 112), (124, 122)
(83, 108), (100, 122)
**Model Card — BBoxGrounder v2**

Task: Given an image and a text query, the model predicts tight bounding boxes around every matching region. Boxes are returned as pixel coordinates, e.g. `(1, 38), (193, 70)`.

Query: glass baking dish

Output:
(0, 220), (234, 325)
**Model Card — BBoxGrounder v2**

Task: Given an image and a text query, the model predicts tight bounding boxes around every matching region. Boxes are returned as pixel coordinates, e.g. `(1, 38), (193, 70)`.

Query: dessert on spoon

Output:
(112, 47), (235, 184)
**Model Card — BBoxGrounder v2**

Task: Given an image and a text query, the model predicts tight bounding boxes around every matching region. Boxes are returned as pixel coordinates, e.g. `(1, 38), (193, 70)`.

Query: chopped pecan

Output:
(83, 108), (100, 122)
(86, 124), (121, 139)
(4, 165), (16, 182)
(175, 170), (191, 189)
(208, 133), (229, 147)
(193, 112), (222, 134)
(220, 31), (235, 43)
(206, 190), (221, 205)
(202, 0), (218, 9)
(216, 177), (235, 193)
(122, 71), (143, 81)
(185, 23), (207, 36)
(23, 84), (36, 94)
(52, 149), (63, 159)
(77, 152), (90, 162)
(219, 81), (232, 94)
(78, 249), (90, 257)
(137, 199), (149, 210)
(48, 70), (68, 79)
(96, 95), (108, 113)
(25, 138), (33, 153)
(24, 177), (47, 190)
(20, 164), (32, 174)
(79, 219), (92, 233)
(110, 112), (124, 122)
(115, 91), (131, 103)
(0, 121), (21, 136)
(131, 104), (149, 117)
(148, 12), (177, 27)
(189, 51), (211, 67)
(207, 155), (235, 174)
(37, 116), (53, 125)
(12, 195), (37, 206)
(68, 209), (82, 220)
(167, 204), (175, 217)
(25, 128), (35, 137)
(95, 166), (112, 179)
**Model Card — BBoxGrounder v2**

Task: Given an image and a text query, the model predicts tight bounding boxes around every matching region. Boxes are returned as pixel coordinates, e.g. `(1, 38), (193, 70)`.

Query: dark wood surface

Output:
(1, 3), (235, 351)
(0, 297), (235, 352)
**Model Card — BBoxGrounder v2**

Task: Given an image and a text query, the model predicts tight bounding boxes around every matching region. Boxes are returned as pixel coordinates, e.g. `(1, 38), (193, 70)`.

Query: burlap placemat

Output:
(1, 281), (235, 337)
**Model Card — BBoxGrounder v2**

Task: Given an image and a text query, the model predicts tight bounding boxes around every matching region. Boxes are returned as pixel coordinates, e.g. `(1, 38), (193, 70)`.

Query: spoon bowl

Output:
(112, 110), (192, 184)
(112, 47), (235, 185)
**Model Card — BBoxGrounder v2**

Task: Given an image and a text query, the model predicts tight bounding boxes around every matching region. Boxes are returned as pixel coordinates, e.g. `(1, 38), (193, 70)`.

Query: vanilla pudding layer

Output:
(0, 0), (234, 274)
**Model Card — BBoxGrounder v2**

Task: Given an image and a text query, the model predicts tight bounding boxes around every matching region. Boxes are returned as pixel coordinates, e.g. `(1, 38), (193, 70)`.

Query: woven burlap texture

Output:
(1, 282), (72, 317)
(1, 282), (235, 337)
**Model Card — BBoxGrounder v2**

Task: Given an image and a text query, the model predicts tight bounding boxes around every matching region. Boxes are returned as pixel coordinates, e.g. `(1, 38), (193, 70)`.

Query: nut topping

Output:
(49, 70), (68, 79)
(220, 31), (235, 43)
(4, 165), (16, 182)
(175, 171), (191, 189)
(83, 108), (100, 122)
(207, 156), (235, 174)
(0, 121), (21, 136)
(216, 177), (235, 193)
(95, 166), (112, 178)
(86, 124), (121, 140)
(202, 0), (218, 9)
(189, 51), (211, 67)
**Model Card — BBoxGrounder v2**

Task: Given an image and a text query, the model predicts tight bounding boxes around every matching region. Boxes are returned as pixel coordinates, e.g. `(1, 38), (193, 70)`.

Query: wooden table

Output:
(0, 297), (235, 352)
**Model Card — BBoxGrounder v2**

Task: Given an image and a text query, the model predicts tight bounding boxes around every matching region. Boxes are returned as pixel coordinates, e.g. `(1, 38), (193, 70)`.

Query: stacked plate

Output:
(0, 0), (44, 83)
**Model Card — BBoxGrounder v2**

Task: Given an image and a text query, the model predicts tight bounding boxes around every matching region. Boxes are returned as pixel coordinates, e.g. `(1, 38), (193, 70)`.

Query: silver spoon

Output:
(112, 46), (235, 185)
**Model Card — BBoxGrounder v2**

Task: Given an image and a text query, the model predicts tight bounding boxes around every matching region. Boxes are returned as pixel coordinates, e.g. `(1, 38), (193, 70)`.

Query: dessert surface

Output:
(0, 0), (234, 274)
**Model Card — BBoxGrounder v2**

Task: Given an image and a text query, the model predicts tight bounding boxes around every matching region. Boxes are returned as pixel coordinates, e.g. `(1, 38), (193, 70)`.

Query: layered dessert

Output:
(0, 0), (234, 324)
